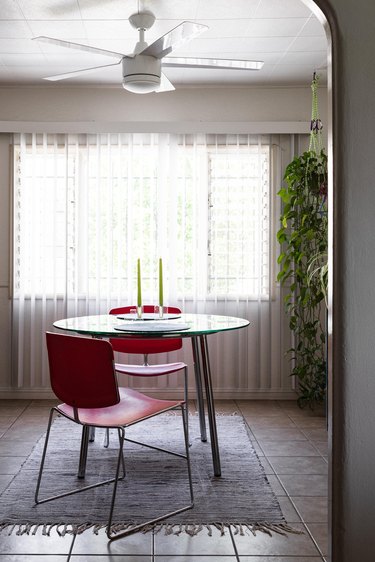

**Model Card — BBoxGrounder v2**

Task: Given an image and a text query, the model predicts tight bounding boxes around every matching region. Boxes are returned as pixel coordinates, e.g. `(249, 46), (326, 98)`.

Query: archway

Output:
(279, 0), (334, 558)
(296, 1), (334, 560)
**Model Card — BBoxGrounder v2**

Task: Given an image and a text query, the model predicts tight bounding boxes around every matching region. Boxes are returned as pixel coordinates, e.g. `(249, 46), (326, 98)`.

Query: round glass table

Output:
(54, 313), (250, 477)
(54, 313), (249, 338)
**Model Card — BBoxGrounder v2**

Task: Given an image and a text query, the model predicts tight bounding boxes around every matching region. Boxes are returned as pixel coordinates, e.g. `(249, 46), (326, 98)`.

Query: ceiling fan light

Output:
(122, 74), (161, 94)
(122, 55), (161, 94)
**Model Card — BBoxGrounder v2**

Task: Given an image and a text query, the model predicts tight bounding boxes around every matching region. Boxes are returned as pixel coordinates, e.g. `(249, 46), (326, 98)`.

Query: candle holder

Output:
(136, 305), (143, 319)
(154, 304), (164, 319)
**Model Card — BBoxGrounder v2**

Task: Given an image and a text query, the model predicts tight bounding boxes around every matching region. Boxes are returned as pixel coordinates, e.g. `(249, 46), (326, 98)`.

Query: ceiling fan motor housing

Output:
(122, 55), (161, 93)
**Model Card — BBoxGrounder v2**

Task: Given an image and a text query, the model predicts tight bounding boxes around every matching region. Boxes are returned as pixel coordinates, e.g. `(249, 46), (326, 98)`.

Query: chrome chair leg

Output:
(181, 402), (194, 505)
(107, 404), (194, 541)
(183, 366), (192, 447)
(35, 407), (55, 503)
(104, 428), (110, 448)
(103, 428), (125, 475)
(36, 405), (192, 540)
(89, 426), (96, 442)
(106, 426), (126, 537)
(118, 427), (126, 477)
(35, 415), (126, 505)
(35, 408), (193, 540)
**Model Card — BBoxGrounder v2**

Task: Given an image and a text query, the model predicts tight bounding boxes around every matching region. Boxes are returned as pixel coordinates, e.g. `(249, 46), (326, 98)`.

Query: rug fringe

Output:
(0, 520), (302, 538)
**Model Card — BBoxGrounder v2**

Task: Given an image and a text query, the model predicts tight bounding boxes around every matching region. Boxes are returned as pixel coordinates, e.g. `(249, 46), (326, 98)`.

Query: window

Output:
(13, 133), (271, 300)
(208, 145), (269, 296)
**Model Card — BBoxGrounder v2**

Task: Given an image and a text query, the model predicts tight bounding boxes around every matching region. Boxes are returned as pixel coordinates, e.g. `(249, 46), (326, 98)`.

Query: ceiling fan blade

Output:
(140, 21), (208, 59)
(155, 72), (175, 93)
(43, 61), (122, 82)
(33, 36), (126, 59)
(162, 57), (264, 71)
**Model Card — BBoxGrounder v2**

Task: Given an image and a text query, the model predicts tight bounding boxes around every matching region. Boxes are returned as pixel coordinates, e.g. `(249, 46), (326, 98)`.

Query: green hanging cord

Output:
(309, 73), (323, 154)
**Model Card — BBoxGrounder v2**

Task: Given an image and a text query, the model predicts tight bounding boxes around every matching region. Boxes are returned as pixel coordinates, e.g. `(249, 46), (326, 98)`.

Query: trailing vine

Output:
(277, 150), (328, 407)
(277, 75), (328, 408)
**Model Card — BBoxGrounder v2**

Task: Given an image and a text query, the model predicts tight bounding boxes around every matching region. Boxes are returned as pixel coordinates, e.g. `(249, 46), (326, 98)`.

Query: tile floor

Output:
(0, 399), (328, 561)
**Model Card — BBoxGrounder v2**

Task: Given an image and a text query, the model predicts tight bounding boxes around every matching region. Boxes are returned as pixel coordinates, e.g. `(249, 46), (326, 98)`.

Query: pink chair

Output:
(103, 305), (188, 449)
(105, 305), (188, 448)
(109, 305), (185, 378)
(35, 332), (194, 541)
(110, 306), (207, 446)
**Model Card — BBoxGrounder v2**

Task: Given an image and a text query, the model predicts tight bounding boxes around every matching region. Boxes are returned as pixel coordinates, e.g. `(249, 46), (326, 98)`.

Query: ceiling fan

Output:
(33, 11), (264, 94)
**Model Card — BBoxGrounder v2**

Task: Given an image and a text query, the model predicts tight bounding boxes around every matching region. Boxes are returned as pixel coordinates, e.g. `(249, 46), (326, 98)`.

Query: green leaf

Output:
(277, 147), (328, 408)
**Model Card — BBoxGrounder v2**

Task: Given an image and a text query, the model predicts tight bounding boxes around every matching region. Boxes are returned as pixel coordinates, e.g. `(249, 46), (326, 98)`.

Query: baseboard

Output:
(0, 387), (298, 401)
(0, 388), (57, 399)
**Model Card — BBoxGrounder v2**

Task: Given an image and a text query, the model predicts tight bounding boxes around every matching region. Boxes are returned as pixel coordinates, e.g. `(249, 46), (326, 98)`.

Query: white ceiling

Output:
(0, 0), (327, 88)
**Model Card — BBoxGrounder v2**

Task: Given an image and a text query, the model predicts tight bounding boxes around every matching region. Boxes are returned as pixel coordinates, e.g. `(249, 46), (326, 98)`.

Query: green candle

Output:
(159, 258), (163, 307)
(137, 259), (142, 307)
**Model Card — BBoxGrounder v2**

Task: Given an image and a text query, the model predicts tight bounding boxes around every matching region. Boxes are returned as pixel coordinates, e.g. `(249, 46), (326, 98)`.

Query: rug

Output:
(0, 413), (295, 537)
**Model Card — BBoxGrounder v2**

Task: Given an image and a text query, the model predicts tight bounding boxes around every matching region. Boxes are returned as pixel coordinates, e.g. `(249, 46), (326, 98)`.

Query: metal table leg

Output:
(78, 426), (95, 477)
(200, 334), (221, 477)
(191, 336), (207, 442)
(78, 425), (90, 479)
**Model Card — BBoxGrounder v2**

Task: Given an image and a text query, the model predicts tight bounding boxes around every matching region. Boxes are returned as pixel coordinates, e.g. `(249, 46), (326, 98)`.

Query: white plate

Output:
(114, 322), (190, 332)
(116, 313), (181, 321)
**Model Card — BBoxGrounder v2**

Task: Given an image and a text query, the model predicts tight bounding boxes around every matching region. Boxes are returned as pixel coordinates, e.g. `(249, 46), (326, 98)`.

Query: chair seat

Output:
(114, 361), (187, 377)
(57, 387), (183, 427)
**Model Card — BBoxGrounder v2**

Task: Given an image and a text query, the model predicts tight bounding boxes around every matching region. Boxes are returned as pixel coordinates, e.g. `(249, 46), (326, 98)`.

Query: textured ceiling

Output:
(0, 0), (327, 88)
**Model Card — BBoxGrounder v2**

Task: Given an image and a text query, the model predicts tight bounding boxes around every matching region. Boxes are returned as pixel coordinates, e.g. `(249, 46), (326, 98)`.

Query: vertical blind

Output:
(12, 132), (294, 396)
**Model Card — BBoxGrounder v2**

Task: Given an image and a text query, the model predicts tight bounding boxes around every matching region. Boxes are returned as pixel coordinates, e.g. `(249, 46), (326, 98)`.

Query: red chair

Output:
(35, 332), (194, 541)
(109, 305), (185, 377)
(104, 305), (190, 458)
(110, 306), (208, 447)
(103, 305), (187, 449)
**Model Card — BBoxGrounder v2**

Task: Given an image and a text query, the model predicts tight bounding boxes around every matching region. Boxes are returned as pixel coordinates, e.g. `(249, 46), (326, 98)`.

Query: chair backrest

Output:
(46, 332), (120, 408)
(109, 305), (183, 355)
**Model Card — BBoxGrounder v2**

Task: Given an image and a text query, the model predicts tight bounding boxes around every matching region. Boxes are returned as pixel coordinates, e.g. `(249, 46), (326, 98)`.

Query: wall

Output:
(0, 85), (327, 132)
(310, 0), (375, 561)
(0, 135), (11, 390)
(0, 85), (328, 399)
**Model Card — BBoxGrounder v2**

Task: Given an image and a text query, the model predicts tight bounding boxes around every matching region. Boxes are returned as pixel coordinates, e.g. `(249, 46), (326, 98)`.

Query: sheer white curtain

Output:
(12, 132), (294, 397)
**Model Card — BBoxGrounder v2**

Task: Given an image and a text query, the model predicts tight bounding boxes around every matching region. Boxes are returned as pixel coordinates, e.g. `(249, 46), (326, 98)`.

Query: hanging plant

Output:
(277, 75), (328, 408)
(307, 250), (328, 308)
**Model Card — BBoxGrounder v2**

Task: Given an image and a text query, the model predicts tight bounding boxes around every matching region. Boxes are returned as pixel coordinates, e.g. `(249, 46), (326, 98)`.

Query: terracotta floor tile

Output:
(292, 496), (328, 523)
(154, 528), (237, 556)
(72, 528), (152, 555)
(268, 456), (328, 475)
(233, 523), (320, 556)
(278, 474), (328, 497)
(257, 440), (320, 457)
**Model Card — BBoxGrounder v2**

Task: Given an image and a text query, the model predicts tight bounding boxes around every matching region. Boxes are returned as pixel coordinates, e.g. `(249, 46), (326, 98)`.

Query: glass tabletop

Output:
(53, 313), (250, 338)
